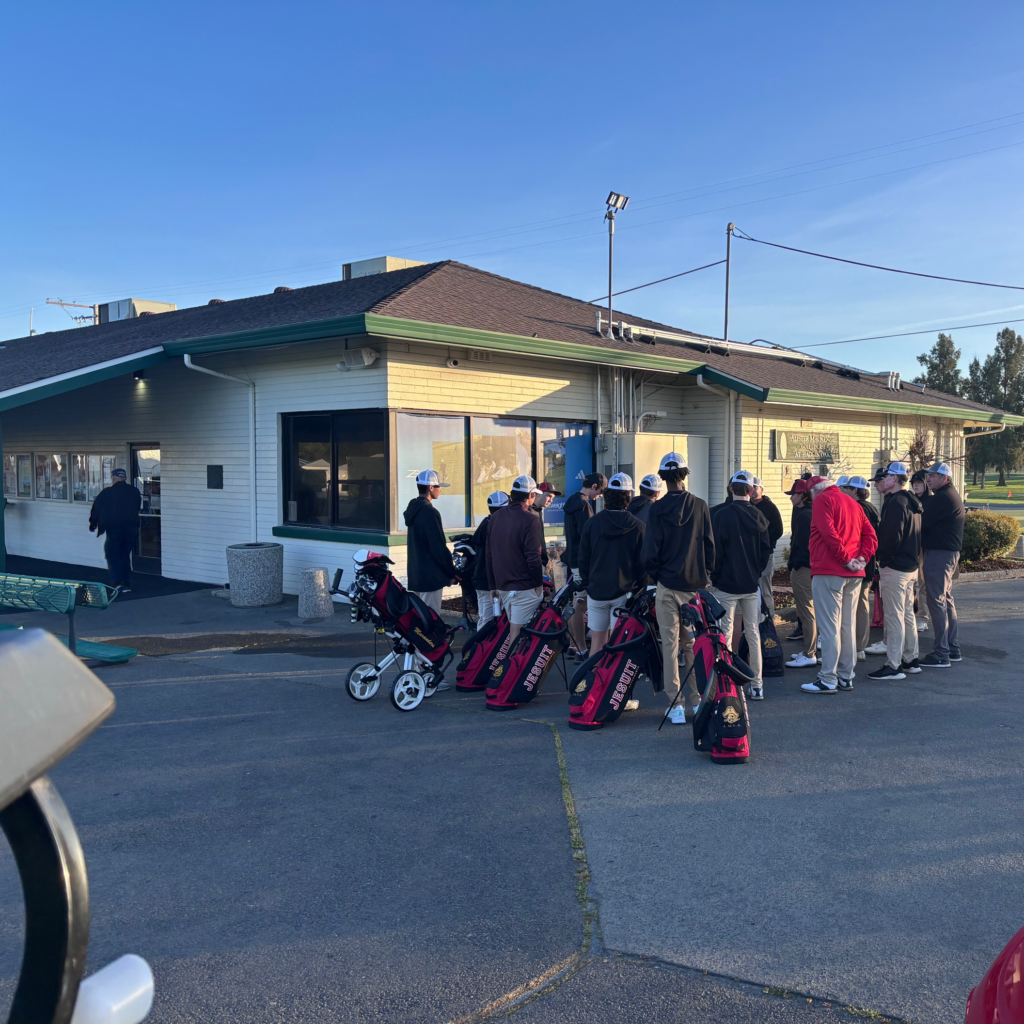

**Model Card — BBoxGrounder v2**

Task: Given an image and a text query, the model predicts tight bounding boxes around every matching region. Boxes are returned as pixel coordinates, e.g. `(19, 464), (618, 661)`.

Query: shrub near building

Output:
(961, 509), (1021, 562)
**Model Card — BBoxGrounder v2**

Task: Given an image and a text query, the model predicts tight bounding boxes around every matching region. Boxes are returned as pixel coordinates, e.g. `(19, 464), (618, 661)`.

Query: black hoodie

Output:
(710, 500), (771, 594)
(876, 489), (922, 572)
(404, 497), (457, 592)
(641, 489), (714, 591)
(578, 509), (647, 600)
(921, 481), (965, 552)
(560, 491), (593, 567)
(788, 502), (812, 571)
(753, 493), (784, 550)
(627, 493), (655, 527)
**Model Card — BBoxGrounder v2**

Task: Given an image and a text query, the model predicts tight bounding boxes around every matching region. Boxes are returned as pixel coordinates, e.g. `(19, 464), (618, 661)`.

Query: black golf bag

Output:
(738, 596), (786, 678)
(451, 533), (479, 621)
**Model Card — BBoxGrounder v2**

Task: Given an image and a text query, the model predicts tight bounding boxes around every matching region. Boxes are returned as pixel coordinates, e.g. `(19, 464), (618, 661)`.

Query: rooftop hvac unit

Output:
(341, 257), (426, 280)
(97, 298), (177, 324)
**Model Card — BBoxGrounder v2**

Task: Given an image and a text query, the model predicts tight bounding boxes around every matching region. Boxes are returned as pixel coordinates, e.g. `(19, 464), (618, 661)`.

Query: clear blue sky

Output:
(3, 1), (1023, 379)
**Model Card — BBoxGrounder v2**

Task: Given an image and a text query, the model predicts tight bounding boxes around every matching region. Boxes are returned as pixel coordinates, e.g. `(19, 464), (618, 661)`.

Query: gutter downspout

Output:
(964, 423), (1006, 438)
(183, 354), (257, 543)
(696, 373), (735, 501)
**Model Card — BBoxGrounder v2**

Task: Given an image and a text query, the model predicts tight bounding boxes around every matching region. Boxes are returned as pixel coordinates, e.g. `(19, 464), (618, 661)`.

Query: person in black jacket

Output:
(710, 470), (772, 700)
(910, 469), (932, 633)
(578, 473), (646, 658)
(843, 476), (881, 659)
(89, 468), (142, 591)
(470, 491), (509, 626)
(404, 470), (458, 617)
(561, 472), (606, 658)
(752, 478), (784, 617)
(627, 474), (662, 527)
(867, 463), (922, 680)
(920, 461), (965, 667)
(784, 479), (817, 668)
(486, 475), (545, 646)
(641, 452), (714, 723)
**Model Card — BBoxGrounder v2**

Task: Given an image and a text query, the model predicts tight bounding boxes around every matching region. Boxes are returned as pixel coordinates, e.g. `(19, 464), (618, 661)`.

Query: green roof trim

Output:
(688, 366), (768, 402)
(764, 387), (1024, 425)
(163, 315), (368, 356)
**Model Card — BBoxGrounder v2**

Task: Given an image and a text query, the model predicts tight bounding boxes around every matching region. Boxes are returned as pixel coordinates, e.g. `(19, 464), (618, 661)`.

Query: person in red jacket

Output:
(801, 476), (878, 695)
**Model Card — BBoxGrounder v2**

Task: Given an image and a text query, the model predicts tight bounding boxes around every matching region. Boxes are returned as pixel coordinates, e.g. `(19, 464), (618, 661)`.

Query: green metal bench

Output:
(0, 573), (138, 663)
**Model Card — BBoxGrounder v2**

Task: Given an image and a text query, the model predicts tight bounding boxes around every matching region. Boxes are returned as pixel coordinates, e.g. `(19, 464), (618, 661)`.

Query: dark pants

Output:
(923, 549), (959, 657)
(104, 527), (136, 588)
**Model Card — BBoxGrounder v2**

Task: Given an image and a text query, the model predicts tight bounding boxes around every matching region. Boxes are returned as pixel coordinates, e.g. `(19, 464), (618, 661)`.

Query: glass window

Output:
(2, 454), (15, 497)
(285, 415), (332, 525)
(396, 413), (467, 529)
(17, 455), (32, 498)
(335, 410), (387, 530)
(471, 417), (532, 525)
(536, 423), (594, 525)
(35, 453), (67, 500)
(72, 455), (117, 502)
(283, 411), (387, 531)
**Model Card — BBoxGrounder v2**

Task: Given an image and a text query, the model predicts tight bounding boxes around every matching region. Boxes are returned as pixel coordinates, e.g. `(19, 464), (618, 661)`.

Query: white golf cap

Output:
(511, 474), (539, 494)
(926, 461), (952, 476)
(751, 476), (763, 488)
(639, 474), (662, 493)
(730, 470), (755, 486)
(659, 452), (687, 471)
(607, 472), (634, 491)
(847, 475), (868, 489)
(886, 461), (909, 476)
(416, 469), (450, 488)
(486, 491), (509, 509)
(836, 475), (850, 488)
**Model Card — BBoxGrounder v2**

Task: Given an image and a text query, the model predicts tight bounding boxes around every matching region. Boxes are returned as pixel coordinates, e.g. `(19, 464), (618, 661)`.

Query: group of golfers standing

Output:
(400, 455), (965, 704)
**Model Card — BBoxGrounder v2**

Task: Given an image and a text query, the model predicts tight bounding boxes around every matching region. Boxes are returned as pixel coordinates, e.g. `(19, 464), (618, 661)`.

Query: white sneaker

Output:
(747, 685), (764, 701)
(786, 652), (818, 668)
(667, 705), (686, 724)
(865, 641), (887, 656)
(801, 677), (838, 694)
(624, 698), (640, 711)
(917, 620), (929, 632)
(857, 650), (866, 662)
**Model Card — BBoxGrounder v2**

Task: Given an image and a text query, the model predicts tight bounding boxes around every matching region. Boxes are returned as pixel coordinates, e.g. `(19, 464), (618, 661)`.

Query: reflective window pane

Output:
(471, 418), (532, 524)
(17, 455), (32, 497)
(397, 413), (467, 529)
(536, 422), (593, 525)
(335, 411), (387, 530)
(73, 455), (89, 502)
(2, 454), (14, 497)
(286, 416), (332, 525)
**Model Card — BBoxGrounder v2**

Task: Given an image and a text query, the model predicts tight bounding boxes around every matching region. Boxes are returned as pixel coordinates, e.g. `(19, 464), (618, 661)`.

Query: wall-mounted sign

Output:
(771, 429), (840, 463)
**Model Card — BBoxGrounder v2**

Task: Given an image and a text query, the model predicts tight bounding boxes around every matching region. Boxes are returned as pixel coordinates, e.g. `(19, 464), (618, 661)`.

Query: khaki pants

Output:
(711, 588), (762, 686)
(879, 567), (919, 669)
(415, 590), (444, 614)
(811, 574), (860, 686)
(655, 584), (697, 707)
(476, 589), (496, 627)
(758, 562), (776, 619)
(790, 567), (816, 658)
(915, 564), (930, 627)
(855, 577), (872, 653)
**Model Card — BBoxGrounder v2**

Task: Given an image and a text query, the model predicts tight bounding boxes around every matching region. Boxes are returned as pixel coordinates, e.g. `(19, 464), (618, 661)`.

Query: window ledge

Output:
(272, 525), (406, 546)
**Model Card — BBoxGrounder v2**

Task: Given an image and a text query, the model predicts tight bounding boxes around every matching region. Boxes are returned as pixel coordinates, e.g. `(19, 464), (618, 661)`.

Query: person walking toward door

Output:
(89, 468), (142, 592)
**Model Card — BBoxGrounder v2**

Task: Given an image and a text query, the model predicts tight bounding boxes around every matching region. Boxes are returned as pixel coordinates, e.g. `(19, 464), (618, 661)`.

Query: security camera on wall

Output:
(336, 347), (380, 371)
(445, 357), (460, 368)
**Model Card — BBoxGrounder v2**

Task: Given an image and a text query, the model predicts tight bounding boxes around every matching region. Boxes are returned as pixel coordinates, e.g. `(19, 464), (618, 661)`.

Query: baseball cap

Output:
(511, 474), (539, 495)
(111, 467), (127, 480)
(807, 474), (830, 489)
(848, 475), (868, 490)
(659, 452), (687, 471)
(835, 474), (850, 488)
(607, 472), (634, 491)
(784, 479), (810, 495)
(751, 476), (763, 488)
(871, 466), (887, 482)
(886, 461), (909, 476)
(536, 481), (562, 496)
(639, 474), (662, 493)
(416, 469), (450, 488)
(487, 491), (509, 509)
(927, 461), (952, 476)
(730, 470), (754, 486)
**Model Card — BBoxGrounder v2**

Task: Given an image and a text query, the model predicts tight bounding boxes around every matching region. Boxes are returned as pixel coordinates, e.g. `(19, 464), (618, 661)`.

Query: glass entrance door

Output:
(131, 444), (161, 575)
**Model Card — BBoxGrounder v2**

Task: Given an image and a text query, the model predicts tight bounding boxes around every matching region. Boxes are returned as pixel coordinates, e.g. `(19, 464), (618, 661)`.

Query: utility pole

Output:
(29, 308), (36, 336)
(723, 222), (735, 343)
(604, 192), (630, 338)
(46, 298), (98, 326)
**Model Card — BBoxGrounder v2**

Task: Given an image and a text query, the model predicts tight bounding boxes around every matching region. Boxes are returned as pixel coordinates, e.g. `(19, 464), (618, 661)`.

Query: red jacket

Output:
(810, 485), (878, 577)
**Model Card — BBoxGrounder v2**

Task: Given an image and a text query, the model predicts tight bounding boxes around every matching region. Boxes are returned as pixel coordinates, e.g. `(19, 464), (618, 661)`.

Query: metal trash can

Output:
(226, 542), (284, 607)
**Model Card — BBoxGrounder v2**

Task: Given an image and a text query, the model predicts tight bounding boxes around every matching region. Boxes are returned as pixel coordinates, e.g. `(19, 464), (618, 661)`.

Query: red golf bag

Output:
(567, 589), (663, 731)
(455, 612), (512, 691)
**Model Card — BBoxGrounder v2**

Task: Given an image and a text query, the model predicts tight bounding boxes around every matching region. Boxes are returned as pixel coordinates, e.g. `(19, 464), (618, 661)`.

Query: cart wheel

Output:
(390, 671), (426, 711)
(423, 670), (442, 698)
(346, 663), (380, 701)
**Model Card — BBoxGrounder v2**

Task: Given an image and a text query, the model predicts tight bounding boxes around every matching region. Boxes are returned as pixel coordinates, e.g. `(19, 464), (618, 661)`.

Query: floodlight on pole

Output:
(604, 192), (630, 339)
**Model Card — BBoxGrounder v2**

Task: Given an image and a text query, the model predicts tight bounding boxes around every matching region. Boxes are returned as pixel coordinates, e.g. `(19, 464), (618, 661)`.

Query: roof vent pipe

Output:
(274, 287), (292, 294)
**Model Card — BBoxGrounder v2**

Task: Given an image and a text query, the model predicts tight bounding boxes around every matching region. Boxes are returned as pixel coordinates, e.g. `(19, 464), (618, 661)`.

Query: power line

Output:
(733, 230), (1024, 292)
(586, 260), (726, 304)
(799, 317), (1024, 348)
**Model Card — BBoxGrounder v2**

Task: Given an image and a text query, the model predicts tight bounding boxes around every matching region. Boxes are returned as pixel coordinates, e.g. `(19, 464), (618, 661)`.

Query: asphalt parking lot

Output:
(2, 578), (1022, 1023)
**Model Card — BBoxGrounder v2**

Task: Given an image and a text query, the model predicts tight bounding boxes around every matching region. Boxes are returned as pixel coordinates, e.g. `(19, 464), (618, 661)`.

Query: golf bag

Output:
(451, 533), (479, 620)
(567, 589), (663, 731)
(738, 596), (785, 678)
(455, 611), (512, 691)
(680, 590), (753, 764)
(485, 580), (573, 711)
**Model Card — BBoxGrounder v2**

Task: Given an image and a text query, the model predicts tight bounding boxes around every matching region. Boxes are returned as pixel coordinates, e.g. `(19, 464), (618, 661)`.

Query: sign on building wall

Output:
(770, 429), (840, 463)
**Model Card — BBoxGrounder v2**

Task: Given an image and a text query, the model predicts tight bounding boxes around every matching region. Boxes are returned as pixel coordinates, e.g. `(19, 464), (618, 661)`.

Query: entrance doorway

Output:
(131, 444), (161, 575)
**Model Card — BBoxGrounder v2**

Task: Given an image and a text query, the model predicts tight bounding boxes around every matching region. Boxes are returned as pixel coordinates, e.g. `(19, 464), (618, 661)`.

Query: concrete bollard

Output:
(298, 567), (335, 619)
